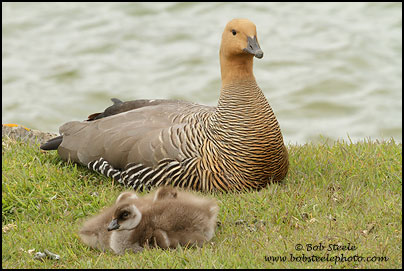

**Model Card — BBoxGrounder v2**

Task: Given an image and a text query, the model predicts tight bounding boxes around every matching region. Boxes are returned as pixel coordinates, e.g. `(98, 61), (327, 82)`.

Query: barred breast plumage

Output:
(40, 18), (289, 192)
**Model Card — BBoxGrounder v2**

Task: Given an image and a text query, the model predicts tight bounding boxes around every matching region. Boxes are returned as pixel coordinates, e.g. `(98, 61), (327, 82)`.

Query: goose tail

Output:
(40, 135), (63, 150)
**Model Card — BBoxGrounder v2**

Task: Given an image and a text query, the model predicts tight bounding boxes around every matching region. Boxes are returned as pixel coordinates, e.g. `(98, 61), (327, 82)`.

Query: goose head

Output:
(219, 18), (263, 86)
(220, 18), (263, 60)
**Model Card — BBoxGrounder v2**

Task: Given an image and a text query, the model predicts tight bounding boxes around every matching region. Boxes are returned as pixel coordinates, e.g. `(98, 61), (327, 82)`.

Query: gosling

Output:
(78, 191), (139, 251)
(107, 187), (219, 254)
(79, 187), (218, 254)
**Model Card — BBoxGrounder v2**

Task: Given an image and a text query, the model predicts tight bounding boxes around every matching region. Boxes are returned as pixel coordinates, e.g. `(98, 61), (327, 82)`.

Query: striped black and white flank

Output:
(88, 157), (205, 192)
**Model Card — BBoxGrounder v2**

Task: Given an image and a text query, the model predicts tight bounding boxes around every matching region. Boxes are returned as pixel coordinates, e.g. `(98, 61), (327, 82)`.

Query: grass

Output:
(2, 136), (402, 268)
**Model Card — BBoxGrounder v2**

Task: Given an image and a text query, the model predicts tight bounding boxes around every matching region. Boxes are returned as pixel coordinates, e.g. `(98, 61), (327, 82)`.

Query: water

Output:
(2, 2), (402, 144)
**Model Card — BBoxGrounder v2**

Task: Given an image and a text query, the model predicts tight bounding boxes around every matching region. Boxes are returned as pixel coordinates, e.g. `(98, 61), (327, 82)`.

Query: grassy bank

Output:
(2, 136), (402, 268)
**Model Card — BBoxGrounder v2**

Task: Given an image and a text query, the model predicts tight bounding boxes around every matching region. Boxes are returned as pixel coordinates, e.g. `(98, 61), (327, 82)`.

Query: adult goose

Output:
(41, 18), (289, 192)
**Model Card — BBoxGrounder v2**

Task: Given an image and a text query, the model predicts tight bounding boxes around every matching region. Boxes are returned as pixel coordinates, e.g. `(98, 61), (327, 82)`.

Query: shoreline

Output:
(2, 124), (401, 147)
(2, 124), (58, 146)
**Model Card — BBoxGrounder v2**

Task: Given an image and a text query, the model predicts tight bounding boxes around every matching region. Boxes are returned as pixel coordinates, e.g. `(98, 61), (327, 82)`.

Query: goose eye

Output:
(231, 29), (236, 36)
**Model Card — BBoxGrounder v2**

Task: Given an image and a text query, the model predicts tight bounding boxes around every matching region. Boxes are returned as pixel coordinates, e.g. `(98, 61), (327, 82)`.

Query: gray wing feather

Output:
(58, 101), (214, 169)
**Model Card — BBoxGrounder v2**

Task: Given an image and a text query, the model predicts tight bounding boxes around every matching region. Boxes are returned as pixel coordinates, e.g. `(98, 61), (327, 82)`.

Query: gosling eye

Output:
(231, 29), (237, 36)
(120, 211), (129, 219)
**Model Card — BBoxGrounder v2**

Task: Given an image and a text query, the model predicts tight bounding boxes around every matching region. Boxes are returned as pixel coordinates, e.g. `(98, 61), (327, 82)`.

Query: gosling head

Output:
(220, 18), (263, 59)
(107, 203), (142, 231)
(115, 191), (138, 204)
(153, 186), (178, 202)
